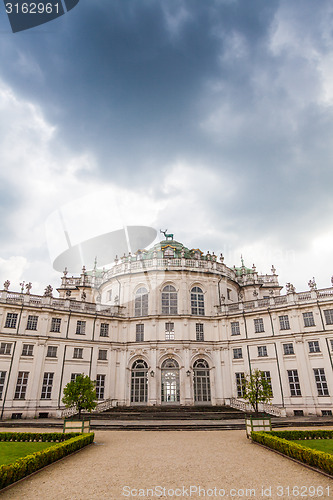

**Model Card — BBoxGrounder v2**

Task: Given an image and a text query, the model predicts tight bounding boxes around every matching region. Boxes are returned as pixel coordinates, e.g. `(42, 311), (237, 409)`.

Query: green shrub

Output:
(0, 433), (94, 489)
(252, 431), (333, 476)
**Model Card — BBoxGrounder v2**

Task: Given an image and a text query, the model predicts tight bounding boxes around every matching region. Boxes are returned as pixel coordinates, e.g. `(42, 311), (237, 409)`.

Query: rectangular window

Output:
(227, 289), (231, 300)
(41, 372), (54, 399)
(313, 368), (329, 396)
(5, 313), (18, 329)
(22, 344), (34, 356)
(46, 346), (57, 358)
(324, 309), (333, 325)
(303, 312), (315, 327)
(235, 372), (245, 398)
(26, 315), (38, 331)
(0, 343), (12, 355)
(73, 348), (83, 359)
(0, 371), (6, 399)
(14, 371), (29, 399)
(76, 321), (86, 335)
(96, 374), (105, 399)
(261, 371), (273, 397)
(279, 315), (290, 330)
(233, 348), (243, 359)
(257, 346), (268, 357)
(98, 349), (107, 361)
(100, 323), (109, 337)
(70, 373), (80, 382)
(165, 322), (175, 340)
(283, 343), (294, 356)
(196, 323), (204, 341)
(136, 324), (144, 342)
(50, 318), (61, 333)
(287, 370), (301, 396)
(231, 322), (240, 336)
(254, 318), (264, 333)
(308, 341), (320, 353)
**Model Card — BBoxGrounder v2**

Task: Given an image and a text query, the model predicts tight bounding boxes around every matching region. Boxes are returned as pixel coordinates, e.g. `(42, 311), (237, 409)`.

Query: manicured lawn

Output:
(293, 439), (333, 455)
(0, 442), (54, 465)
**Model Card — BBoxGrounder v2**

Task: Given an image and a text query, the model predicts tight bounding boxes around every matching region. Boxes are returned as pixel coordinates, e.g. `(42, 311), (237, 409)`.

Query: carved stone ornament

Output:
(286, 282), (296, 294)
(308, 277), (317, 291)
(25, 282), (32, 294)
(65, 289), (72, 297)
(44, 285), (53, 297)
(3, 280), (10, 291)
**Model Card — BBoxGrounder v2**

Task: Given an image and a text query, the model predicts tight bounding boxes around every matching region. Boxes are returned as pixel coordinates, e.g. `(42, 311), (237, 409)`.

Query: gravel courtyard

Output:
(0, 429), (332, 499)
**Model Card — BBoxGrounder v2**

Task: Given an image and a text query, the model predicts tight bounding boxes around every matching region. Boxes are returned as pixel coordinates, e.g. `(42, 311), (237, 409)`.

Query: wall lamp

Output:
(186, 370), (191, 377)
(150, 370), (155, 377)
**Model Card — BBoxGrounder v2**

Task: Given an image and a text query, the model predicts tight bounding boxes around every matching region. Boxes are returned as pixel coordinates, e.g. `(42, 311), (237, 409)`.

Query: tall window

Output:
(279, 315), (290, 330)
(76, 321), (86, 335)
(254, 318), (264, 333)
(41, 373), (54, 399)
(231, 322), (240, 336)
(135, 287), (148, 317)
(303, 312), (315, 327)
(96, 374), (106, 399)
(233, 348), (243, 359)
(257, 346), (268, 357)
(22, 344), (34, 356)
(324, 309), (333, 325)
(46, 346), (57, 358)
(70, 373), (80, 382)
(136, 324), (144, 342)
(50, 318), (61, 333)
(191, 287), (205, 315)
(0, 372), (6, 399)
(73, 348), (83, 359)
(165, 322), (175, 340)
(162, 285), (177, 315)
(193, 359), (211, 403)
(196, 323), (204, 341)
(131, 360), (148, 404)
(0, 343), (12, 355)
(313, 369), (329, 396)
(235, 372), (245, 398)
(14, 372), (29, 399)
(161, 359), (180, 403)
(287, 370), (301, 396)
(5, 313), (18, 329)
(100, 323), (109, 337)
(308, 341), (320, 353)
(261, 371), (273, 397)
(26, 315), (38, 331)
(98, 349), (107, 361)
(283, 343), (294, 355)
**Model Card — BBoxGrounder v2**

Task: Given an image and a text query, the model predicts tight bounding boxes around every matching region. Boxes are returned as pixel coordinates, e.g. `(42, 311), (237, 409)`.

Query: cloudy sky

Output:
(0, 0), (333, 295)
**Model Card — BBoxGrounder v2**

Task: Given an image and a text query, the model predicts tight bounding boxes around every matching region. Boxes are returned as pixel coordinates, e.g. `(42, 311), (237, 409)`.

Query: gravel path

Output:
(0, 428), (332, 499)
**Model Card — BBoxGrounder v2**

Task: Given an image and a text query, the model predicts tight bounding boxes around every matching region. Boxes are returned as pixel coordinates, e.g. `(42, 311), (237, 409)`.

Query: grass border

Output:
(251, 430), (333, 477)
(0, 432), (94, 490)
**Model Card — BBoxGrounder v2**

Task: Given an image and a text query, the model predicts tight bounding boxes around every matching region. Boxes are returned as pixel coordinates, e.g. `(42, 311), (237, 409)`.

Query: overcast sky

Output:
(0, 0), (333, 295)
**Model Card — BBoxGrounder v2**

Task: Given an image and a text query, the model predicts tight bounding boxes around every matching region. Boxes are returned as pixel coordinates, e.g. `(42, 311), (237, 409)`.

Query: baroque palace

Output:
(1, 234), (333, 419)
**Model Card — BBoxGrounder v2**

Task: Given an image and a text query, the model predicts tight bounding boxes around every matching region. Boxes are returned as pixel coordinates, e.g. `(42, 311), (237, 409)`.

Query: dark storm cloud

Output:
(1, 0), (333, 262)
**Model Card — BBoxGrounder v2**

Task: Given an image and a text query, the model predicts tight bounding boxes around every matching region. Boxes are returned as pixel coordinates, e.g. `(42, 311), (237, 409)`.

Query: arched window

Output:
(193, 359), (211, 403)
(131, 359), (148, 404)
(135, 287), (148, 317)
(164, 247), (174, 258)
(162, 285), (177, 315)
(191, 287), (205, 315)
(161, 358), (180, 403)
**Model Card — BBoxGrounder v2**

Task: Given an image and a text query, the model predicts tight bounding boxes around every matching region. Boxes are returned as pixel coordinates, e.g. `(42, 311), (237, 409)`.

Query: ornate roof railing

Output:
(0, 291), (124, 317)
(217, 287), (333, 315)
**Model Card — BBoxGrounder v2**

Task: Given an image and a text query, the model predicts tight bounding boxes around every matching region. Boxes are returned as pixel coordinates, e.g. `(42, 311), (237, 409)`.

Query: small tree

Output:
(242, 369), (273, 414)
(62, 374), (97, 418)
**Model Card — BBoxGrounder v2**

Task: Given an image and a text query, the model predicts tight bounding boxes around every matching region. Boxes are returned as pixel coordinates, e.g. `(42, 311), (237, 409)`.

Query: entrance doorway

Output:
(161, 358), (180, 404)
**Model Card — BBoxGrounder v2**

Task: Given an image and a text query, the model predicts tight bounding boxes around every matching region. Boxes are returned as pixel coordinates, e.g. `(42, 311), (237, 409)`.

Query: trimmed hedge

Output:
(0, 432), (94, 490)
(269, 429), (333, 441)
(252, 431), (333, 476)
(0, 432), (79, 443)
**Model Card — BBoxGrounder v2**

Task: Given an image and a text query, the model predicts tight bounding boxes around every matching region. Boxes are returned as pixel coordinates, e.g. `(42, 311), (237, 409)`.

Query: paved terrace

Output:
(0, 426), (332, 499)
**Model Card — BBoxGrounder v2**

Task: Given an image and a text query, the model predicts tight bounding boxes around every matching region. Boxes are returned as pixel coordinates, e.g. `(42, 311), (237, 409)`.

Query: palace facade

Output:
(1, 236), (333, 419)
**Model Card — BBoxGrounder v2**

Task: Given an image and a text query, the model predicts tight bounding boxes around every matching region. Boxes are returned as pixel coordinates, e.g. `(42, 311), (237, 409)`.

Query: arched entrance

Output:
(193, 359), (211, 404)
(131, 359), (148, 404)
(161, 358), (180, 404)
